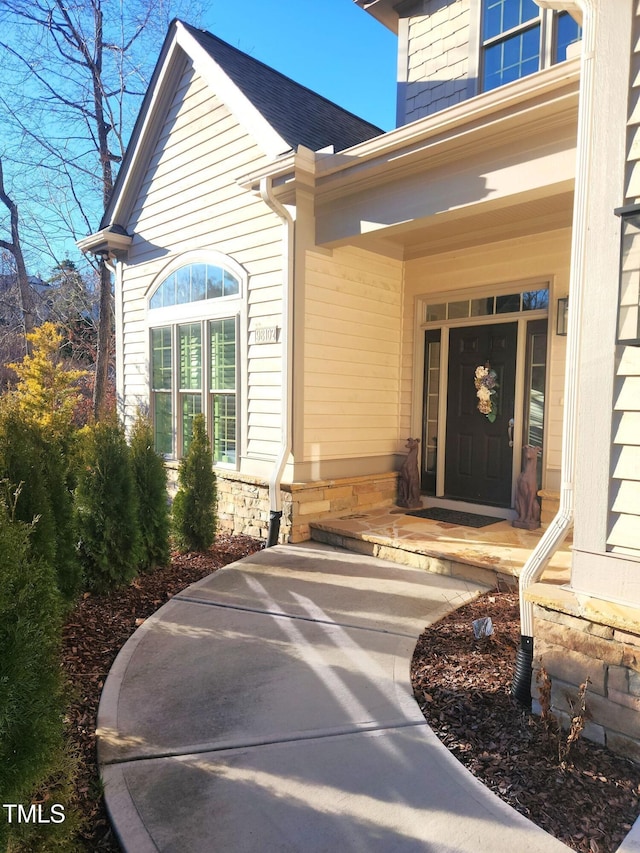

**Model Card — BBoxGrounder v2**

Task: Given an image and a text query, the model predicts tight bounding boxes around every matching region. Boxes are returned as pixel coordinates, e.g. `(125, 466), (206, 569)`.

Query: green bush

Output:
(40, 436), (83, 601)
(75, 419), (142, 591)
(0, 399), (57, 570)
(130, 410), (170, 570)
(0, 399), (82, 603)
(0, 505), (64, 848)
(3, 744), (83, 853)
(172, 414), (217, 552)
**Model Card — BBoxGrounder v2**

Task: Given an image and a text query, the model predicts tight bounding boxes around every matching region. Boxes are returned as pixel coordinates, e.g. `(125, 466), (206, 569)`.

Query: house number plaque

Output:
(254, 326), (279, 344)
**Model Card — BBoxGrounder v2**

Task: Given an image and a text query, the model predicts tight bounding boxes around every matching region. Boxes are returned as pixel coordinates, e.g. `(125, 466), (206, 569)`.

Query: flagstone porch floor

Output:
(310, 506), (571, 590)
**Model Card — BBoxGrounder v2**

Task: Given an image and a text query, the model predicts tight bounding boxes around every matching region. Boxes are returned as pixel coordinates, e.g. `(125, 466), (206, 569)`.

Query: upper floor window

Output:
(149, 262), (240, 309)
(482, 1), (581, 92)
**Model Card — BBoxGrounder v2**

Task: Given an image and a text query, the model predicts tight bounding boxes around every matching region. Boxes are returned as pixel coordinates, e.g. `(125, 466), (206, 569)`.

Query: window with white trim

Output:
(149, 261), (240, 465)
(209, 318), (237, 465)
(481, 1), (581, 92)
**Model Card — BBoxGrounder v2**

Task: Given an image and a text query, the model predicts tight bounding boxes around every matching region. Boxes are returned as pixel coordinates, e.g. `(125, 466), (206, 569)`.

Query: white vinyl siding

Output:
(605, 7), (640, 557)
(119, 60), (283, 465)
(302, 247), (403, 460)
(608, 347), (640, 557)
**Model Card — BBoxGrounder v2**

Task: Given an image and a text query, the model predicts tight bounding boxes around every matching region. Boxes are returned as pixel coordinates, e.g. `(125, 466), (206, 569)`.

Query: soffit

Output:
(328, 188), (575, 260)
(353, 0), (401, 32)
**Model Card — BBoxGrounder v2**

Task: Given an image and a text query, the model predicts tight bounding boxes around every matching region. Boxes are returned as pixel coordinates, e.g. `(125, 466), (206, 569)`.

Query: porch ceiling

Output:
(334, 187), (575, 260)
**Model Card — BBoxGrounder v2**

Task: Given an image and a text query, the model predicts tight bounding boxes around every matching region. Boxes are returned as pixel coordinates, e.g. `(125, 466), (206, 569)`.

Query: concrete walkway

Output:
(97, 542), (571, 852)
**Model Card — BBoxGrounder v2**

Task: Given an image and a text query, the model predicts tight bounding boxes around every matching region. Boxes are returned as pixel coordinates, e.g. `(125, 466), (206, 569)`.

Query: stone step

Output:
(310, 524), (516, 591)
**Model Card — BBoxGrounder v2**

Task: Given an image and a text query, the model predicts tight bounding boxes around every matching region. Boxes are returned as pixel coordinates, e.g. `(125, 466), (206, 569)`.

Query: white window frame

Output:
(472, 1), (581, 94)
(146, 251), (246, 469)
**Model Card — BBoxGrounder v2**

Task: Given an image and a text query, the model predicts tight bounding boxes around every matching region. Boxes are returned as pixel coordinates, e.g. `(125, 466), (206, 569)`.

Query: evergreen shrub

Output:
(41, 435), (83, 601)
(9, 321), (86, 435)
(172, 413), (217, 552)
(0, 504), (64, 846)
(129, 410), (170, 570)
(75, 419), (142, 591)
(5, 321), (84, 601)
(0, 398), (57, 569)
(0, 400), (81, 603)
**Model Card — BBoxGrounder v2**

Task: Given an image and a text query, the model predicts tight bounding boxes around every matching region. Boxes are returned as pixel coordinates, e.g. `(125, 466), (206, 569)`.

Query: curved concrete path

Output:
(97, 542), (571, 852)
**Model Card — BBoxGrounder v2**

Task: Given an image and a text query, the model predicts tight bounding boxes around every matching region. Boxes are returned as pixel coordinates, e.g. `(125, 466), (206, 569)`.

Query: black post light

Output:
(615, 203), (640, 346)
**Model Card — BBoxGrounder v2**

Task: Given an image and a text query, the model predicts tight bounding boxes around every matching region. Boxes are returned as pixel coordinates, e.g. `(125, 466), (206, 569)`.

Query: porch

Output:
(310, 506), (571, 591)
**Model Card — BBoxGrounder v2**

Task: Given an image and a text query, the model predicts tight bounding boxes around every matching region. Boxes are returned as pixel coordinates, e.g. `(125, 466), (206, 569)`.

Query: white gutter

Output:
(518, 0), (595, 635)
(259, 175), (295, 546)
(237, 62), (579, 202)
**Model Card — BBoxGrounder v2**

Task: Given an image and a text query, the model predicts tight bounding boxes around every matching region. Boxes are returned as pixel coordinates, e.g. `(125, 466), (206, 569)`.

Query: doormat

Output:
(403, 507), (503, 528)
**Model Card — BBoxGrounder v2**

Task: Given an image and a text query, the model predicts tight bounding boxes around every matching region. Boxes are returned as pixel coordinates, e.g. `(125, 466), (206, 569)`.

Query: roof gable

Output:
(100, 19), (382, 231)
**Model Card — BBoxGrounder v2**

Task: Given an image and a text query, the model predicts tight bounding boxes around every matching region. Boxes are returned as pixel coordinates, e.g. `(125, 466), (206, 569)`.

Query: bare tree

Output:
(0, 156), (35, 351)
(0, 0), (201, 417)
(46, 259), (101, 366)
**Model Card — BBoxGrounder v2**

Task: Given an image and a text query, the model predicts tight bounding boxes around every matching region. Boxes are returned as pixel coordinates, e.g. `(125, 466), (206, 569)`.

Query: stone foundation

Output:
(165, 463), (398, 545)
(528, 585), (640, 763)
(216, 472), (287, 541)
(286, 472), (398, 543)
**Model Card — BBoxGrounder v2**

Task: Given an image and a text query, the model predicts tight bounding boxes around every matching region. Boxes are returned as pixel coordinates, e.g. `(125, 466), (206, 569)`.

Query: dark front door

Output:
(445, 323), (517, 506)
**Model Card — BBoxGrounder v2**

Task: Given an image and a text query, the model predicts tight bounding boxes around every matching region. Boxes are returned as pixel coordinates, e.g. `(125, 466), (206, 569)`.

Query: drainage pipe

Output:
(259, 175), (295, 547)
(511, 0), (595, 705)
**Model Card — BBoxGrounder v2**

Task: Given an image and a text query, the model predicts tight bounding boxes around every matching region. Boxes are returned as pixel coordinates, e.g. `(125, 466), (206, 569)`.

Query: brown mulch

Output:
(411, 589), (640, 853)
(61, 534), (263, 851)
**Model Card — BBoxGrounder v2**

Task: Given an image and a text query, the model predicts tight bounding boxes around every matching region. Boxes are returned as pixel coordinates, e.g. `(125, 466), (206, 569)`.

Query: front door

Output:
(445, 323), (517, 506)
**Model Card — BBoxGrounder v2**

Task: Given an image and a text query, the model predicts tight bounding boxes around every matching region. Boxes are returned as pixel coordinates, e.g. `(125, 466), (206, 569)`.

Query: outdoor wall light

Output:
(556, 296), (569, 336)
(615, 203), (640, 346)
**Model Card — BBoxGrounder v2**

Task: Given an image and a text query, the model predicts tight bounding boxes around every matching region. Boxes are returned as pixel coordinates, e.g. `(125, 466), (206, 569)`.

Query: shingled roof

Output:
(181, 22), (383, 153)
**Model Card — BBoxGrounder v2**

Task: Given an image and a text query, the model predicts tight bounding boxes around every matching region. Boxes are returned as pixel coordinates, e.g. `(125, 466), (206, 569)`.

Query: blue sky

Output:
(201, 0), (398, 131)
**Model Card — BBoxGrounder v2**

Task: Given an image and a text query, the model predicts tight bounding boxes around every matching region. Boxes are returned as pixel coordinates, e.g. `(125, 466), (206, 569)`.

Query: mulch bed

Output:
(411, 589), (640, 853)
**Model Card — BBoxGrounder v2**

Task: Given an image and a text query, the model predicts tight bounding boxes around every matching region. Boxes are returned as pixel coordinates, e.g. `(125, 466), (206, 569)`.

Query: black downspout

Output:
(511, 634), (533, 708)
(266, 510), (282, 548)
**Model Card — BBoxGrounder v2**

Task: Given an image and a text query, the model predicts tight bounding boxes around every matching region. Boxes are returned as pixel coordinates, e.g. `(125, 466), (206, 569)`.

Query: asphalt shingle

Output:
(182, 21), (383, 153)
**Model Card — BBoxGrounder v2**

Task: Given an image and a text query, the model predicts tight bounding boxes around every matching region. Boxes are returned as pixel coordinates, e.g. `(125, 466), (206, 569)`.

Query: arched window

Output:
(149, 262), (240, 309)
(148, 258), (242, 465)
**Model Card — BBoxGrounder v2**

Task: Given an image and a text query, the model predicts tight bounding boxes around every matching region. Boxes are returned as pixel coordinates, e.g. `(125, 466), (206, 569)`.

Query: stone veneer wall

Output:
(166, 464), (398, 545)
(532, 602), (640, 762)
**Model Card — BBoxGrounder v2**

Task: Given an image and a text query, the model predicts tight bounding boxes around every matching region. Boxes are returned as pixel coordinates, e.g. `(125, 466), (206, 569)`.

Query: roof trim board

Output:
(237, 59), (579, 205)
(176, 23), (292, 161)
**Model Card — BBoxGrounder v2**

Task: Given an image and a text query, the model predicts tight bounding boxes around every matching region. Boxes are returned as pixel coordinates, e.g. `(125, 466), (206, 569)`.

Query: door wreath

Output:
(474, 363), (499, 423)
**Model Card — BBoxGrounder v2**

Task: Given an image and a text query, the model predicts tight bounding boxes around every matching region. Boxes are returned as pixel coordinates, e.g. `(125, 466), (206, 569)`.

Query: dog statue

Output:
(513, 445), (541, 530)
(397, 437), (422, 509)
